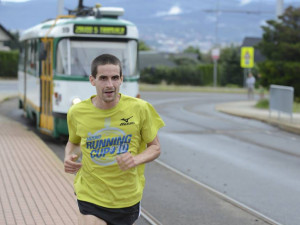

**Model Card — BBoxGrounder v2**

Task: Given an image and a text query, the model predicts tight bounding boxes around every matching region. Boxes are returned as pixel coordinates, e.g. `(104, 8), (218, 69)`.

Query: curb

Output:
(216, 104), (300, 135)
(0, 94), (18, 104)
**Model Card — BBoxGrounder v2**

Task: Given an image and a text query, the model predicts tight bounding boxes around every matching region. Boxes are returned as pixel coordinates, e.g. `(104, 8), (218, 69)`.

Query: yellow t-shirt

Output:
(67, 94), (165, 208)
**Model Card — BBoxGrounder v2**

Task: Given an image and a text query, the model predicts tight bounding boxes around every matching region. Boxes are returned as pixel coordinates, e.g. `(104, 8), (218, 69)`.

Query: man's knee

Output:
(78, 212), (107, 225)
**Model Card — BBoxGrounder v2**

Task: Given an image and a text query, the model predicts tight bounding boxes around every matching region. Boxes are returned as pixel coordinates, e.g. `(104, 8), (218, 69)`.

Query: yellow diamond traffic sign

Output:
(240, 47), (254, 68)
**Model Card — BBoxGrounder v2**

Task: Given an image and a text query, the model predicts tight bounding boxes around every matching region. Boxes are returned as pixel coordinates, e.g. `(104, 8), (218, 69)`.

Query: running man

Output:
(64, 54), (165, 225)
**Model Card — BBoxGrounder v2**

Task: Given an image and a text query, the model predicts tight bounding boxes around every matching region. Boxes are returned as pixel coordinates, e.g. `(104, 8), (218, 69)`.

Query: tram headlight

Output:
(72, 97), (82, 105)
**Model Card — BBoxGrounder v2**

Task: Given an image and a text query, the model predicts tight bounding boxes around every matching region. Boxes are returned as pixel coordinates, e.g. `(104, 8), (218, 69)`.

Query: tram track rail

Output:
(154, 159), (282, 225)
(140, 207), (163, 225)
(135, 96), (298, 224)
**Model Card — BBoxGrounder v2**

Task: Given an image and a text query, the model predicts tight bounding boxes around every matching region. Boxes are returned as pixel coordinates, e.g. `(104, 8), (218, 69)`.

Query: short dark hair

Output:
(91, 54), (122, 78)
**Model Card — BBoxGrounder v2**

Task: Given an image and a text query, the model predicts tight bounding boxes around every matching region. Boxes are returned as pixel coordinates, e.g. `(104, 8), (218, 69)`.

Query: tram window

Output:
(56, 39), (70, 75)
(56, 39), (138, 77)
(126, 40), (138, 76)
(34, 40), (39, 76)
(39, 42), (47, 61)
(26, 41), (32, 74)
(25, 40), (39, 77)
(19, 42), (26, 71)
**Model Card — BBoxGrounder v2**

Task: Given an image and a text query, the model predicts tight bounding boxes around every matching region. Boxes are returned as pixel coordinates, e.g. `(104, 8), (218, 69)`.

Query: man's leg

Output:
(250, 88), (254, 100)
(78, 212), (107, 225)
(248, 88), (251, 100)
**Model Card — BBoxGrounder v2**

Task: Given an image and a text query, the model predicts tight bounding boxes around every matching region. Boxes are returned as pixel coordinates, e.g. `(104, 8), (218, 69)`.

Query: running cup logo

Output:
(86, 127), (132, 166)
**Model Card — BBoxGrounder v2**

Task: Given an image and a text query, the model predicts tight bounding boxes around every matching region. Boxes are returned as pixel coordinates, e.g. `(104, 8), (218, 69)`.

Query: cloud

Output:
(239, 0), (296, 4)
(168, 6), (182, 15)
(1, 0), (31, 2)
(205, 15), (217, 23)
(155, 5), (182, 17)
(259, 20), (268, 27)
(239, 0), (252, 6)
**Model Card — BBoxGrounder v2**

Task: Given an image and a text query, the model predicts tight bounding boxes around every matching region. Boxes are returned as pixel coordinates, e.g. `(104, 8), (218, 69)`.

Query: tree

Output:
(170, 56), (198, 66)
(138, 40), (151, 51)
(219, 45), (243, 86)
(183, 46), (202, 61)
(257, 6), (300, 99)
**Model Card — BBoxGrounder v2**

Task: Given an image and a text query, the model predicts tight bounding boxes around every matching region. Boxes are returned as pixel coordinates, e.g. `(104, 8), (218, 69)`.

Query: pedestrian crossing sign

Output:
(241, 47), (254, 68)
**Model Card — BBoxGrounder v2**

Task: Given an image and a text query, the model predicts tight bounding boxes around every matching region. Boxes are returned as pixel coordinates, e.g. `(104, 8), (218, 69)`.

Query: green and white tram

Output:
(18, 4), (139, 137)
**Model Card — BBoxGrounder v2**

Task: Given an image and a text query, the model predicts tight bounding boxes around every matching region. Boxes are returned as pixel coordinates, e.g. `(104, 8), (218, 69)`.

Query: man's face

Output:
(89, 64), (123, 105)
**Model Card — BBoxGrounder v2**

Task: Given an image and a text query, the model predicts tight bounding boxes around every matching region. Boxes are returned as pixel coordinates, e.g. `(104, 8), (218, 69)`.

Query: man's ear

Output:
(89, 75), (95, 86)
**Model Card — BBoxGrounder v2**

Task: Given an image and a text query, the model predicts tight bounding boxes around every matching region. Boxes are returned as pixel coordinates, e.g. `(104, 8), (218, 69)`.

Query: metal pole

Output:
(276, 0), (284, 19)
(213, 59), (217, 87)
(243, 68), (247, 88)
(215, 0), (220, 46)
(57, 0), (64, 16)
(213, 0), (220, 88)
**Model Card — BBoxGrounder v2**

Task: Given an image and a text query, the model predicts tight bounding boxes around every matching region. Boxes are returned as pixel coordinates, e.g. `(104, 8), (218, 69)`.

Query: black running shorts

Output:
(77, 200), (140, 225)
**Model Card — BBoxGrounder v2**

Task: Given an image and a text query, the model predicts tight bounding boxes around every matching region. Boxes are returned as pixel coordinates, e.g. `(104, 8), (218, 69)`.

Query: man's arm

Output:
(116, 135), (161, 171)
(64, 140), (82, 174)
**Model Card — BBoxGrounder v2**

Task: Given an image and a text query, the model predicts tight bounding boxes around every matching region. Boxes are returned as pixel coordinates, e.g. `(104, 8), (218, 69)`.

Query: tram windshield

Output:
(56, 39), (138, 77)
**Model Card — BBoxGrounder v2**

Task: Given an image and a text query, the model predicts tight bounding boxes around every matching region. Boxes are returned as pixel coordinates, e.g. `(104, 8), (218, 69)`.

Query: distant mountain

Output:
(1, 0), (299, 52)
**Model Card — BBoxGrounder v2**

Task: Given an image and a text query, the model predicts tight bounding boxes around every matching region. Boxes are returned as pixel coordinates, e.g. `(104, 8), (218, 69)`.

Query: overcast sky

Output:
(1, 0), (299, 51)
(2, 0), (297, 30)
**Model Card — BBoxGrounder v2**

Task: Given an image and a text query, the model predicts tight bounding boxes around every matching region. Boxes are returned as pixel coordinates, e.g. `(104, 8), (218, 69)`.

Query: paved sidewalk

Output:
(0, 114), (78, 225)
(215, 100), (300, 135)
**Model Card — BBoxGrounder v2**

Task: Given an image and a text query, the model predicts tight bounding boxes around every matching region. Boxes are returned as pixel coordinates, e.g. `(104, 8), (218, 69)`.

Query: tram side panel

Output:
(52, 80), (96, 136)
(18, 39), (41, 123)
(25, 73), (40, 121)
(120, 81), (139, 98)
(18, 42), (26, 109)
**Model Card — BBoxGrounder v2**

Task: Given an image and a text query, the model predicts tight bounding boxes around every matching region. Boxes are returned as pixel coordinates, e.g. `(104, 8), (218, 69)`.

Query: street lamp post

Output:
(212, 48), (220, 88)
(213, 0), (220, 88)
(57, 0), (64, 16)
(276, 0), (284, 19)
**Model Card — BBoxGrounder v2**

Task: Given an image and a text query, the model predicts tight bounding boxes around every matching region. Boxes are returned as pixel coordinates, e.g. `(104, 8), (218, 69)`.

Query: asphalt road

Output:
(1, 90), (300, 225)
(0, 80), (18, 98)
(142, 91), (300, 225)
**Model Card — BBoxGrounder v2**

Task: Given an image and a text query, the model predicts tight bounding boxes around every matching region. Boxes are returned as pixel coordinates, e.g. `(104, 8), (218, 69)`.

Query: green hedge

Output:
(140, 64), (222, 86)
(0, 50), (19, 78)
(258, 60), (300, 100)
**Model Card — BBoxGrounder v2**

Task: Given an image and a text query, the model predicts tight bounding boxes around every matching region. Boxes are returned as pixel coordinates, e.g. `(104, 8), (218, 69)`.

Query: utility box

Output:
(269, 84), (294, 120)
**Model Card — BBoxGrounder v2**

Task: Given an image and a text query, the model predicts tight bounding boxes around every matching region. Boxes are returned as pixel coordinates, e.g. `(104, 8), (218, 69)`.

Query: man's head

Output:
(89, 54), (123, 108)
(91, 54), (122, 78)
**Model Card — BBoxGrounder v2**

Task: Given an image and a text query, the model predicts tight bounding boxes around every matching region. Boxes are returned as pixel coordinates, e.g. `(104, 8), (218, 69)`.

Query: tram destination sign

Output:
(74, 24), (127, 35)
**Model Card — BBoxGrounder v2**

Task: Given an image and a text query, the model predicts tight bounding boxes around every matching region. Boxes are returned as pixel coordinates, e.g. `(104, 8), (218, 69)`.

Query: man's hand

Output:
(116, 152), (136, 171)
(64, 154), (82, 174)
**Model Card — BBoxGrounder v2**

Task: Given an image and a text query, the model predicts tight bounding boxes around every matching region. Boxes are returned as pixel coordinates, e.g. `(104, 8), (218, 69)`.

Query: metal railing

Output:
(269, 84), (294, 121)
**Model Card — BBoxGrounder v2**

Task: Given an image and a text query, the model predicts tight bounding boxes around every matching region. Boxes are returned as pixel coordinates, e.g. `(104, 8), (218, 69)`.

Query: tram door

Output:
(40, 38), (54, 134)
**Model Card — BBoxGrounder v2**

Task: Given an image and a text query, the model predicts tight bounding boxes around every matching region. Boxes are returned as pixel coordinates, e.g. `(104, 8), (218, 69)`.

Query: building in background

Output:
(139, 51), (176, 71)
(0, 24), (14, 51)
